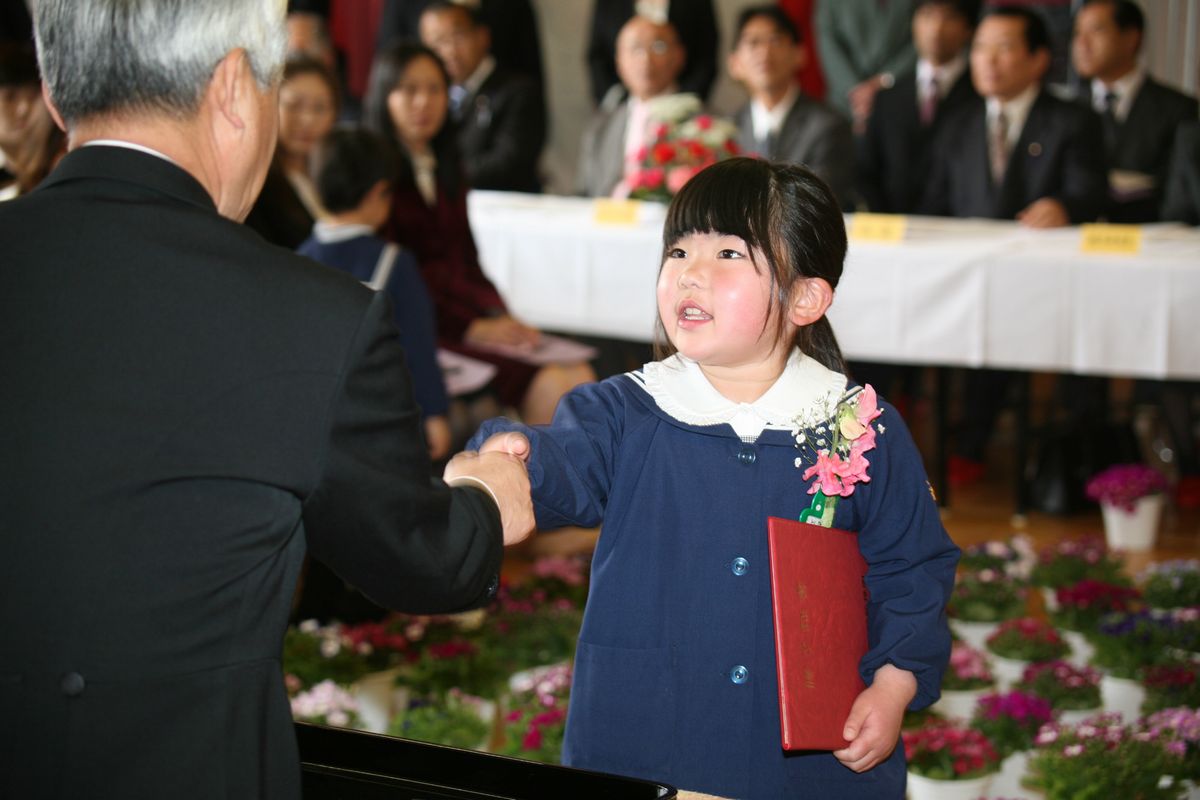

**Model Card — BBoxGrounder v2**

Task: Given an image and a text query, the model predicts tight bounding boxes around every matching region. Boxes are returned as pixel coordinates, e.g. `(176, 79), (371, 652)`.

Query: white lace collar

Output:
(635, 349), (848, 440)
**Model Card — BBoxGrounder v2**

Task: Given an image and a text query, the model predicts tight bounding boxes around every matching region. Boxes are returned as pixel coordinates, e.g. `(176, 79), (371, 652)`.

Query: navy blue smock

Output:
(471, 352), (959, 798)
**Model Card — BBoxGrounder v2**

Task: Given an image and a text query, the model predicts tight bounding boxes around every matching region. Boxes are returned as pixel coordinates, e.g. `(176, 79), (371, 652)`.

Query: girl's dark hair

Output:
(361, 40), (463, 196)
(312, 126), (398, 213)
(656, 157), (848, 374)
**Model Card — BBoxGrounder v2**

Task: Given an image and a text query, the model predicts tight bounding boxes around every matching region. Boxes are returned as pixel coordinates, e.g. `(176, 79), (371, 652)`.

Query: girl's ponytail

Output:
(796, 316), (846, 376)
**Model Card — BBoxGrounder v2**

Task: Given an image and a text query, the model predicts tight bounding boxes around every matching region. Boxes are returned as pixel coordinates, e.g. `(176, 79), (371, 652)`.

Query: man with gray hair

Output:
(0, 1), (534, 796)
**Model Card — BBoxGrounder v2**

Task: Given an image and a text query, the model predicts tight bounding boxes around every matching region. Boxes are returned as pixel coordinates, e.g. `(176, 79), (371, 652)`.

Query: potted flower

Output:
(958, 536), (1036, 580)
(477, 586), (584, 676)
(1142, 707), (1200, 793)
(936, 642), (996, 720)
(1050, 579), (1141, 664)
(1026, 713), (1186, 800)
(290, 679), (362, 729)
(969, 690), (1055, 797)
(902, 721), (1000, 800)
(1090, 609), (1170, 719)
(389, 688), (493, 750)
(399, 637), (508, 702)
(1142, 662), (1200, 714)
(947, 568), (1027, 650)
(1014, 660), (1103, 725)
(1086, 463), (1169, 551)
(1141, 561), (1200, 610)
(283, 620), (375, 689)
(985, 617), (1070, 688)
(497, 663), (573, 765)
(1030, 536), (1126, 611)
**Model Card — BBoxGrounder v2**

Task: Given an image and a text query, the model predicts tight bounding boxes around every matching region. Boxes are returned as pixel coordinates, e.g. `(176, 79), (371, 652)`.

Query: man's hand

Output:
(1017, 197), (1070, 228)
(444, 436), (534, 546)
(832, 664), (917, 773)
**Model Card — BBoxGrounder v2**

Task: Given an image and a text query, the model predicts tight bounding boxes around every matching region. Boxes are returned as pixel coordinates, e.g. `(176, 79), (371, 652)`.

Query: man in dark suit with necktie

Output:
(921, 5), (1106, 227)
(858, 0), (979, 213)
(0, 1), (534, 796)
(920, 5), (1107, 484)
(419, 0), (545, 193)
(1072, 0), (1199, 223)
(727, 5), (854, 208)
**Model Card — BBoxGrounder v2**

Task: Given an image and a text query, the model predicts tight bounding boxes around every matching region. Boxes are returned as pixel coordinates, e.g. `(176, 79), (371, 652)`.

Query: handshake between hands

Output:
(444, 432), (536, 547)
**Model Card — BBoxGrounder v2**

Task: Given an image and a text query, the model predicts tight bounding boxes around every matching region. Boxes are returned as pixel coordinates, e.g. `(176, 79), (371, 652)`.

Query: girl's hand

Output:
(832, 664), (917, 773)
(465, 315), (541, 349)
(478, 431), (530, 463)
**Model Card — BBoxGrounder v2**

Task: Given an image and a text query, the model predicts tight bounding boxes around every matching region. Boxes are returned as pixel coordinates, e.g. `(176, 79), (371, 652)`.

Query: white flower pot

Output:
(934, 687), (992, 721)
(949, 619), (1000, 652)
(990, 750), (1032, 798)
(1061, 629), (1095, 667)
(1101, 494), (1163, 552)
(1058, 706), (1104, 726)
(989, 654), (1030, 689)
(352, 667), (404, 733)
(1100, 674), (1146, 722)
(906, 771), (994, 800)
(1041, 587), (1060, 614)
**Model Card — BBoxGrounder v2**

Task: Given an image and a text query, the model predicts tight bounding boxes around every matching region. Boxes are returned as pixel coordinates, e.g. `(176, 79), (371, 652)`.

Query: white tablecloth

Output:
(468, 191), (1200, 380)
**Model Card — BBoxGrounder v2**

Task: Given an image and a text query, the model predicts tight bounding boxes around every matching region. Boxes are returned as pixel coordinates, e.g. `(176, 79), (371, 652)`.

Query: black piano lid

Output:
(296, 722), (677, 800)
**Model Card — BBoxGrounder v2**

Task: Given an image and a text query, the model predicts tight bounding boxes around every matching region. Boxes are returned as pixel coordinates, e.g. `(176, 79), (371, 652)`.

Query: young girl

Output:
(362, 43), (594, 425)
(469, 158), (959, 799)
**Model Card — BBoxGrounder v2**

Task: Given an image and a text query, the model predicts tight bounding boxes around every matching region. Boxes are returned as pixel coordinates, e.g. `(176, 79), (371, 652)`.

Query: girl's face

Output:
(657, 231), (793, 377)
(277, 72), (337, 161)
(386, 55), (449, 152)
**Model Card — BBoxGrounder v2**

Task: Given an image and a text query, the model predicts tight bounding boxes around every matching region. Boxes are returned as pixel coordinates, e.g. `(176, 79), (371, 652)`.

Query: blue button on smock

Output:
(736, 447), (756, 465)
(730, 665), (749, 684)
(731, 557), (749, 576)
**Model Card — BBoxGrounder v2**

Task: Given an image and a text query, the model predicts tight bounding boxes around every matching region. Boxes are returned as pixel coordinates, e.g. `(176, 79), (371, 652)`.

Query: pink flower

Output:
(666, 165), (698, 194)
(694, 114), (713, 131)
(802, 451), (853, 497)
(522, 727), (543, 751)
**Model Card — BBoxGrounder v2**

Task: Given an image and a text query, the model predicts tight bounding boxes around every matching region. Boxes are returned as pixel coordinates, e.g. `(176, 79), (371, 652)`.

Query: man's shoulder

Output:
(1139, 77), (1200, 118)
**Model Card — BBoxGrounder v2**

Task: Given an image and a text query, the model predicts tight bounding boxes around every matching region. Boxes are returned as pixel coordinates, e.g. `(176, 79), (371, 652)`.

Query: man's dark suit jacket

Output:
(456, 64), (546, 193)
(1096, 76), (1200, 223)
(734, 94), (855, 209)
(587, 0), (718, 104)
(857, 66), (978, 213)
(920, 89), (1107, 223)
(0, 145), (504, 798)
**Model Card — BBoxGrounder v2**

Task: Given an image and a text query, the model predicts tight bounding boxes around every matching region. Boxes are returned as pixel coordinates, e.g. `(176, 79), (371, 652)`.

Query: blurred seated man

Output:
(921, 5), (1105, 227)
(920, 5), (1107, 485)
(858, 0), (979, 214)
(587, 0), (718, 105)
(420, 0), (545, 192)
(576, 14), (685, 198)
(1072, 0), (1198, 223)
(727, 5), (853, 208)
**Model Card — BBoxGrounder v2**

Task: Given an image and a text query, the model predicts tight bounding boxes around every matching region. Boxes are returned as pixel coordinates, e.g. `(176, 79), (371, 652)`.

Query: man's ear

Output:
(208, 48), (253, 134)
(41, 83), (67, 133)
(794, 42), (809, 73)
(787, 277), (834, 327)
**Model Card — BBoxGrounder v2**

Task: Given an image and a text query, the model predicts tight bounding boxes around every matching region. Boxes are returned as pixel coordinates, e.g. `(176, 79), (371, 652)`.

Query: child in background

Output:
(298, 127), (452, 461)
(469, 158), (959, 798)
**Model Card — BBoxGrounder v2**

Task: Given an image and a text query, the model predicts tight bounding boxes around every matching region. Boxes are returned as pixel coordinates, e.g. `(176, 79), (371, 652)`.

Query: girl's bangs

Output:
(662, 158), (772, 254)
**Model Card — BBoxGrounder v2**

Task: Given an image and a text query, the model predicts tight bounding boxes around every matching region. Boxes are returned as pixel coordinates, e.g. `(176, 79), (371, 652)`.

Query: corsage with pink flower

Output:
(790, 384), (885, 527)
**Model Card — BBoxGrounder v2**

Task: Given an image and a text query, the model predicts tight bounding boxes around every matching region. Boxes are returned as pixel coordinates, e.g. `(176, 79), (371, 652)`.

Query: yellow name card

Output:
(849, 213), (907, 243)
(1080, 223), (1143, 255)
(593, 199), (641, 226)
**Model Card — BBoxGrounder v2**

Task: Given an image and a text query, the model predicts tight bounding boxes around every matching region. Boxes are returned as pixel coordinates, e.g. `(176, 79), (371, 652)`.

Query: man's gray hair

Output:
(35, 0), (288, 125)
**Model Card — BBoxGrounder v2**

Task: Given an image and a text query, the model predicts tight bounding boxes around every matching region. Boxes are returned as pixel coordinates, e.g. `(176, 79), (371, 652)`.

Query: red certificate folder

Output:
(767, 517), (869, 751)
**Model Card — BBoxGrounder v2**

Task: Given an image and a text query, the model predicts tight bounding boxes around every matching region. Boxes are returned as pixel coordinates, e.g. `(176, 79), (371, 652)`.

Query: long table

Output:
(468, 191), (1200, 381)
